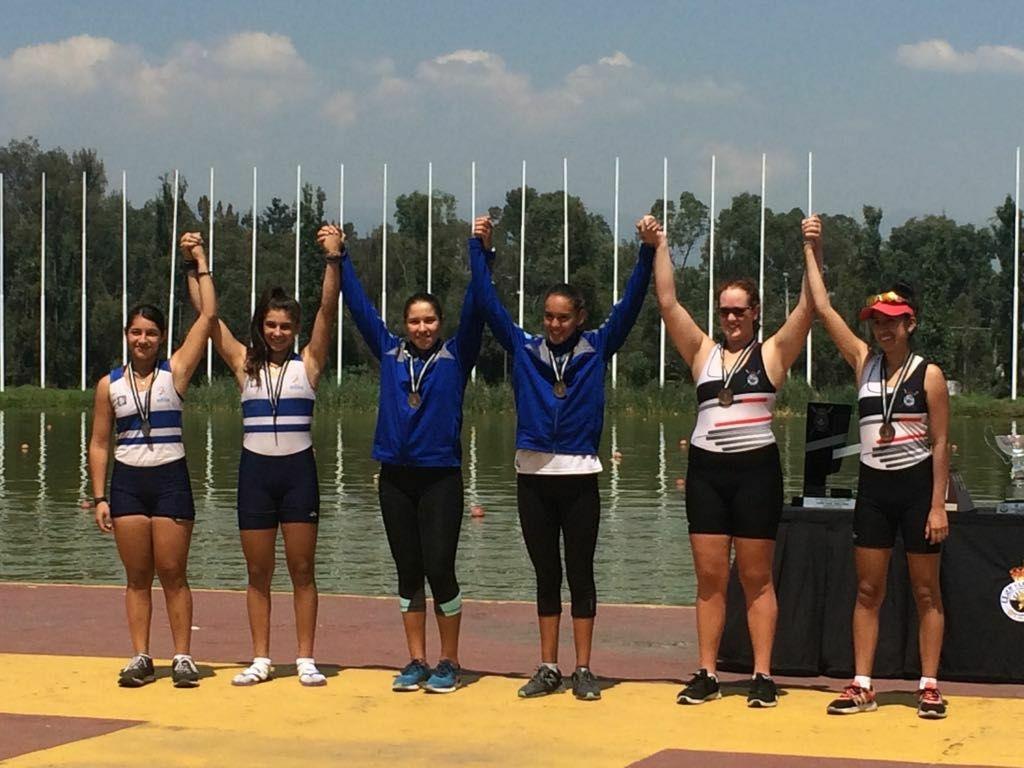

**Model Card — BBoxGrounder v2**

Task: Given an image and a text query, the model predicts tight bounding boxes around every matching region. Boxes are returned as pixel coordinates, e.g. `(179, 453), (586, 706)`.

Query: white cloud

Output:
(321, 90), (358, 128)
(897, 39), (1024, 74)
(704, 143), (797, 193)
(0, 35), (133, 91)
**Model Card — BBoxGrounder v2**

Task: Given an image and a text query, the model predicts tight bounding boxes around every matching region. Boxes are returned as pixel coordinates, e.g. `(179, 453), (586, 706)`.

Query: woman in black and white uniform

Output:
(802, 216), (950, 720)
(194, 225), (340, 687)
(89, 232), (216, 688)
(653, 226), (814, 708)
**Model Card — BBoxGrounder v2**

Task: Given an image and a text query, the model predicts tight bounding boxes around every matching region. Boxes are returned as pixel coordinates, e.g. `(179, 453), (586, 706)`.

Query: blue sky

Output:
(2, 0), (1023, 232)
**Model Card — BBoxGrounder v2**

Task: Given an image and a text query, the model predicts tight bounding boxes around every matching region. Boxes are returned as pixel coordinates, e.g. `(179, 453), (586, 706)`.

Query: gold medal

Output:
(878, 422), (896, 443)
(718, 388), (734, 407)
(553, 381), (567, 398)
(408, 392), (422, 408)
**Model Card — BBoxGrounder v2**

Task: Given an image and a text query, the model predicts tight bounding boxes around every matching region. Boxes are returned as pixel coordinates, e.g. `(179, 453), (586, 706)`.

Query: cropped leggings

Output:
(378, 464), (464, 615)
(516, 473), (601, 618)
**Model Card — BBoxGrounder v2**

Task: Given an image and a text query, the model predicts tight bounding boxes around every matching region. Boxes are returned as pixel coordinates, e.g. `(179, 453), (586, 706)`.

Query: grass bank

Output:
(3, 376), (1024, 417)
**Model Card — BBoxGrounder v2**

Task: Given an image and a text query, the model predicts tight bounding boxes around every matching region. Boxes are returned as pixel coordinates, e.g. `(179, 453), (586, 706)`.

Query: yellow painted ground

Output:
(3, 654), (1022, 768)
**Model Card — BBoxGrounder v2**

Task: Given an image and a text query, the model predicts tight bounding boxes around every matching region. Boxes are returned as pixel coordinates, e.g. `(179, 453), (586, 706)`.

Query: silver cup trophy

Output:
(986, 424), (1024, 514)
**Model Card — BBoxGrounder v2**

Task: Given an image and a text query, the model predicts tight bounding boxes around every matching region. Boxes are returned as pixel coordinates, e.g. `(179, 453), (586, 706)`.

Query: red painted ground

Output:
(0, 713), (142, 761)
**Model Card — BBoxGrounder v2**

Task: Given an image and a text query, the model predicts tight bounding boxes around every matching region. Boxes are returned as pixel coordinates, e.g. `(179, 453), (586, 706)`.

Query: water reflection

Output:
(0, 408), (1013, 606)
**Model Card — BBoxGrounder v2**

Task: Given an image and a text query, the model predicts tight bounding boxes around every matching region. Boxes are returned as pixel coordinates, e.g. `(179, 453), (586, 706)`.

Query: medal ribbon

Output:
(264, 356), (292, 436)
(405, 342), (442, 397)
(879, 353), (916, 432)
(545, 342), (574, 388)
(720, 339), (756, 393)
(126, 361), (154, 436)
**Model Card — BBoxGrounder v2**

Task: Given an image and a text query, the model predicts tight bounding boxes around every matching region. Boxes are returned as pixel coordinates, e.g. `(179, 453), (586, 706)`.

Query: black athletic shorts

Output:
(237, 448), (320, 530)
(685, 443), (783, 540)
(854, 459), (939, 554)
(110, 458), (195, 520)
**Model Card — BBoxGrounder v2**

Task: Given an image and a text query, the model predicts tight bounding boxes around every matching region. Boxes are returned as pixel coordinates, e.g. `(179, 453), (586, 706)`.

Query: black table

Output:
(718, 506), (1024, 683)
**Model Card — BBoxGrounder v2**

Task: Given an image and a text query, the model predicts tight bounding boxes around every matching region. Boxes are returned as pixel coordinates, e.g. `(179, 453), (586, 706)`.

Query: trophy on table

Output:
(986, 424), (1024, 515)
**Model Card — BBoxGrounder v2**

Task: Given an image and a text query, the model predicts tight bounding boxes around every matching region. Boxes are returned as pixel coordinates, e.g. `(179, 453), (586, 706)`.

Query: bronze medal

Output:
(878, 422), (895, 443)
(408, 392), (422, 408)
(140, 419), (151, 438)
(553, 381), (567, 398)
(718, 388), (734, 407)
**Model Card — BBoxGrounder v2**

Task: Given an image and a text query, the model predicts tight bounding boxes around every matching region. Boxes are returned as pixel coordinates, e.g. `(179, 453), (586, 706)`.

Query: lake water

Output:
(0, 409), (1012, 606)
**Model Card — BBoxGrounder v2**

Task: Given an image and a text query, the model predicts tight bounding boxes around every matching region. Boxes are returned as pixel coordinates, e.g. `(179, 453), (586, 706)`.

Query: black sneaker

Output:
(676, 669), (721, 704)
(571, 667), (601, 701)
(171, 656), (200, 688)
(118, 654), (155, 687)
(917, 686), (947, 719)
(747, 673), (778, 708)
(517, 665), (563, 698)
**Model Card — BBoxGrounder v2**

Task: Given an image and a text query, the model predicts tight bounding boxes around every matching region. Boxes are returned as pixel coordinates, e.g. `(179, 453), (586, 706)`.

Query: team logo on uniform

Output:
(115, 395), (128, 407)
(999, 563), (1024, 623)
(903, 390), (917, 407)
(747, 371), (760, 387)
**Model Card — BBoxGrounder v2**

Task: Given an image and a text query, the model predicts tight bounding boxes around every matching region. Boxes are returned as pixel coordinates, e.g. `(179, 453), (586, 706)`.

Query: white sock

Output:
(854, 675), (872, 690)
(541, 661), (559, 672)
(919, 676), (937, 690)
(251, 657), (272, 670)
(296, 657), (317, 668)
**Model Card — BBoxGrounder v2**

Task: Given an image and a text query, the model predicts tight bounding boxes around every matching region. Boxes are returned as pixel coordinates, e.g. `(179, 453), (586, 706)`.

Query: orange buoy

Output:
(675, 477), (685, 489)
(20, 443), (29, 452)
(80, 500), (92, 509)
(470, 505), (485, 518)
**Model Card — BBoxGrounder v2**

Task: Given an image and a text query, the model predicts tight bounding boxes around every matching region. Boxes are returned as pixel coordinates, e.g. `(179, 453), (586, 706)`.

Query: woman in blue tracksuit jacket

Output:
(338, 217), (492, 694)
(470, 214), (660, 701)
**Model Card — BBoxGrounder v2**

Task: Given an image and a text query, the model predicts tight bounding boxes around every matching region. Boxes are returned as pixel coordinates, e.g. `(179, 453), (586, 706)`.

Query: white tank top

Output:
(858, 353), (931, 471)
(109, 361), (185, 467)
(241, 354), (316, 456)
(691, 342), (777, 453)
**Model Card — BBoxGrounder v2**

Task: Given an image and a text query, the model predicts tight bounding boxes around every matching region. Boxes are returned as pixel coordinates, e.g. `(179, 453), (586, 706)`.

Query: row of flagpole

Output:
(0, 151), (1021, 394)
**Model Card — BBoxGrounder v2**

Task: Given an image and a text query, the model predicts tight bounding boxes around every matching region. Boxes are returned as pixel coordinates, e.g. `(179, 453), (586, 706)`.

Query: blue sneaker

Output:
(392, 659), (430, 691)
(423, 659), (461, 694)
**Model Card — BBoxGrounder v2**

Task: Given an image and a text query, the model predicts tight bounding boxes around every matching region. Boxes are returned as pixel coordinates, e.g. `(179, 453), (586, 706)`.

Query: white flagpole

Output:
(337, 162), (344, 385)
(40, 172), (46, 388)
(121, 171), (127, 363)
(167, 169), (179, 358)
(806, 151), (813, 385)
(427, 161), (433, 293)
(294, 165), (302, 303)
(563, 157), (569, 282)
(0, 173), (4, 392)
(471, 160), (477, 383)
(758, 153), (766, 343)
(81, 171), (87, 390)
(250, 166), (258, 318)
(611, 157), (620, 389)
(660, 157), (667, 389)
(1013, 146), (1021, 400)
(382, 163), (388, 323)
(294, 165), (302, 352)
(207, 166), (215, 383)
(518, 161), (526, 327)
(707, 155), (716, 334)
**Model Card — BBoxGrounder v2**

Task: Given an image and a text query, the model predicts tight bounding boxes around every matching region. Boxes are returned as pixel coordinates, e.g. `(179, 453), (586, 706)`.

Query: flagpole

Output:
(121, 171), (127, 362)
(518, 161), (526, 327)
(563, 157), (569, 282)
(758, 154), (766, 343)
(707, 156), (716, 334)
(40, 172), (46, 388)
(1013, 146), (1021, 400)
(167, 169), (179, 358)
(427, 161), (433, 293)
(806, 151), (813, 385)
(250, 166), (258, 318)
(207, 166), (215, 382)
(659, 157), (667, 389)
(382, 163), (388, 323)
(81, 171), (87, 390)
(337, 162), (344, 385)
(611, 157), (620, 389)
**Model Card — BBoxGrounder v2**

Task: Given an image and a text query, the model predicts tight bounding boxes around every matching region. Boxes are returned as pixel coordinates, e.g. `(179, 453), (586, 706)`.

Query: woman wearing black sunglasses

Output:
(653, 225), (813, 708)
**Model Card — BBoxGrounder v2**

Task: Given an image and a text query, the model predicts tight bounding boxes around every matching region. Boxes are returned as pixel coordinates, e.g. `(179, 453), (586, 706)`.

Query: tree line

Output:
(0, 137), (1019, 393)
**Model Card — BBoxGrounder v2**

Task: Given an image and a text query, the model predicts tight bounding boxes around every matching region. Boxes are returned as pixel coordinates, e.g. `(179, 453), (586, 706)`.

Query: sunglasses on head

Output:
(717, 306), (751, 319)
(863, 291), (907, 308)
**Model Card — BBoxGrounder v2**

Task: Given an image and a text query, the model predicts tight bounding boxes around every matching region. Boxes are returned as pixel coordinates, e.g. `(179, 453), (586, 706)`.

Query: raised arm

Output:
(453, 216), (496, 369)
(798, 215), (869, 374)
(924, 363), (950, 545)
(181, 234), (247, 385)
(302, 224), (344, 388)
(171, 232), (217, 393)
(596, 216), (656, 360)
(88, 376), (115, 533)
(652, 215), (714, 370)
(339, 255), (394, 362)
(469, 225), (527, 354)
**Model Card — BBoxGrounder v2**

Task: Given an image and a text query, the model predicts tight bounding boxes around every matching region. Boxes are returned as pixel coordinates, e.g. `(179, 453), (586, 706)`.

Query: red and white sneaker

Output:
(916, 686), (947, 719)
(826, 683), (877, 715)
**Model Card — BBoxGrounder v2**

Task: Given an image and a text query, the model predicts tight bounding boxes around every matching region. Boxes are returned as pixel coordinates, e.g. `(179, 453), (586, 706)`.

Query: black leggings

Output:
(378, 464), (464, 614)
(516, 473), (601, 618)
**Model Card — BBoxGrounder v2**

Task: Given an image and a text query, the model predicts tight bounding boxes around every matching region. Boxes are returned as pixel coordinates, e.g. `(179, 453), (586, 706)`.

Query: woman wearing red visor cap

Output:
(801, 215), (950, 720)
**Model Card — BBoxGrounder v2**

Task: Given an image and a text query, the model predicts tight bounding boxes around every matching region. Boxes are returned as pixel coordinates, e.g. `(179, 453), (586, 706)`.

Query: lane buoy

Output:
(470, 505), (485, 518)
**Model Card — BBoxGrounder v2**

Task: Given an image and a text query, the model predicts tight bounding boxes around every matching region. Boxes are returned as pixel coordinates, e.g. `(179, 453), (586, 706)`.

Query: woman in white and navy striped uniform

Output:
(89, 232), (216, 689)
(802, 216), (951, 720)
(653, 224), (814, 709)
(195, 226), (340, 687)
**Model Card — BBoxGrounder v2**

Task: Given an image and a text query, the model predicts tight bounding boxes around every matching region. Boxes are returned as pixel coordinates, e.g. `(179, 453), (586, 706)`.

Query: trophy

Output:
(986, 424), (1024, 515)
